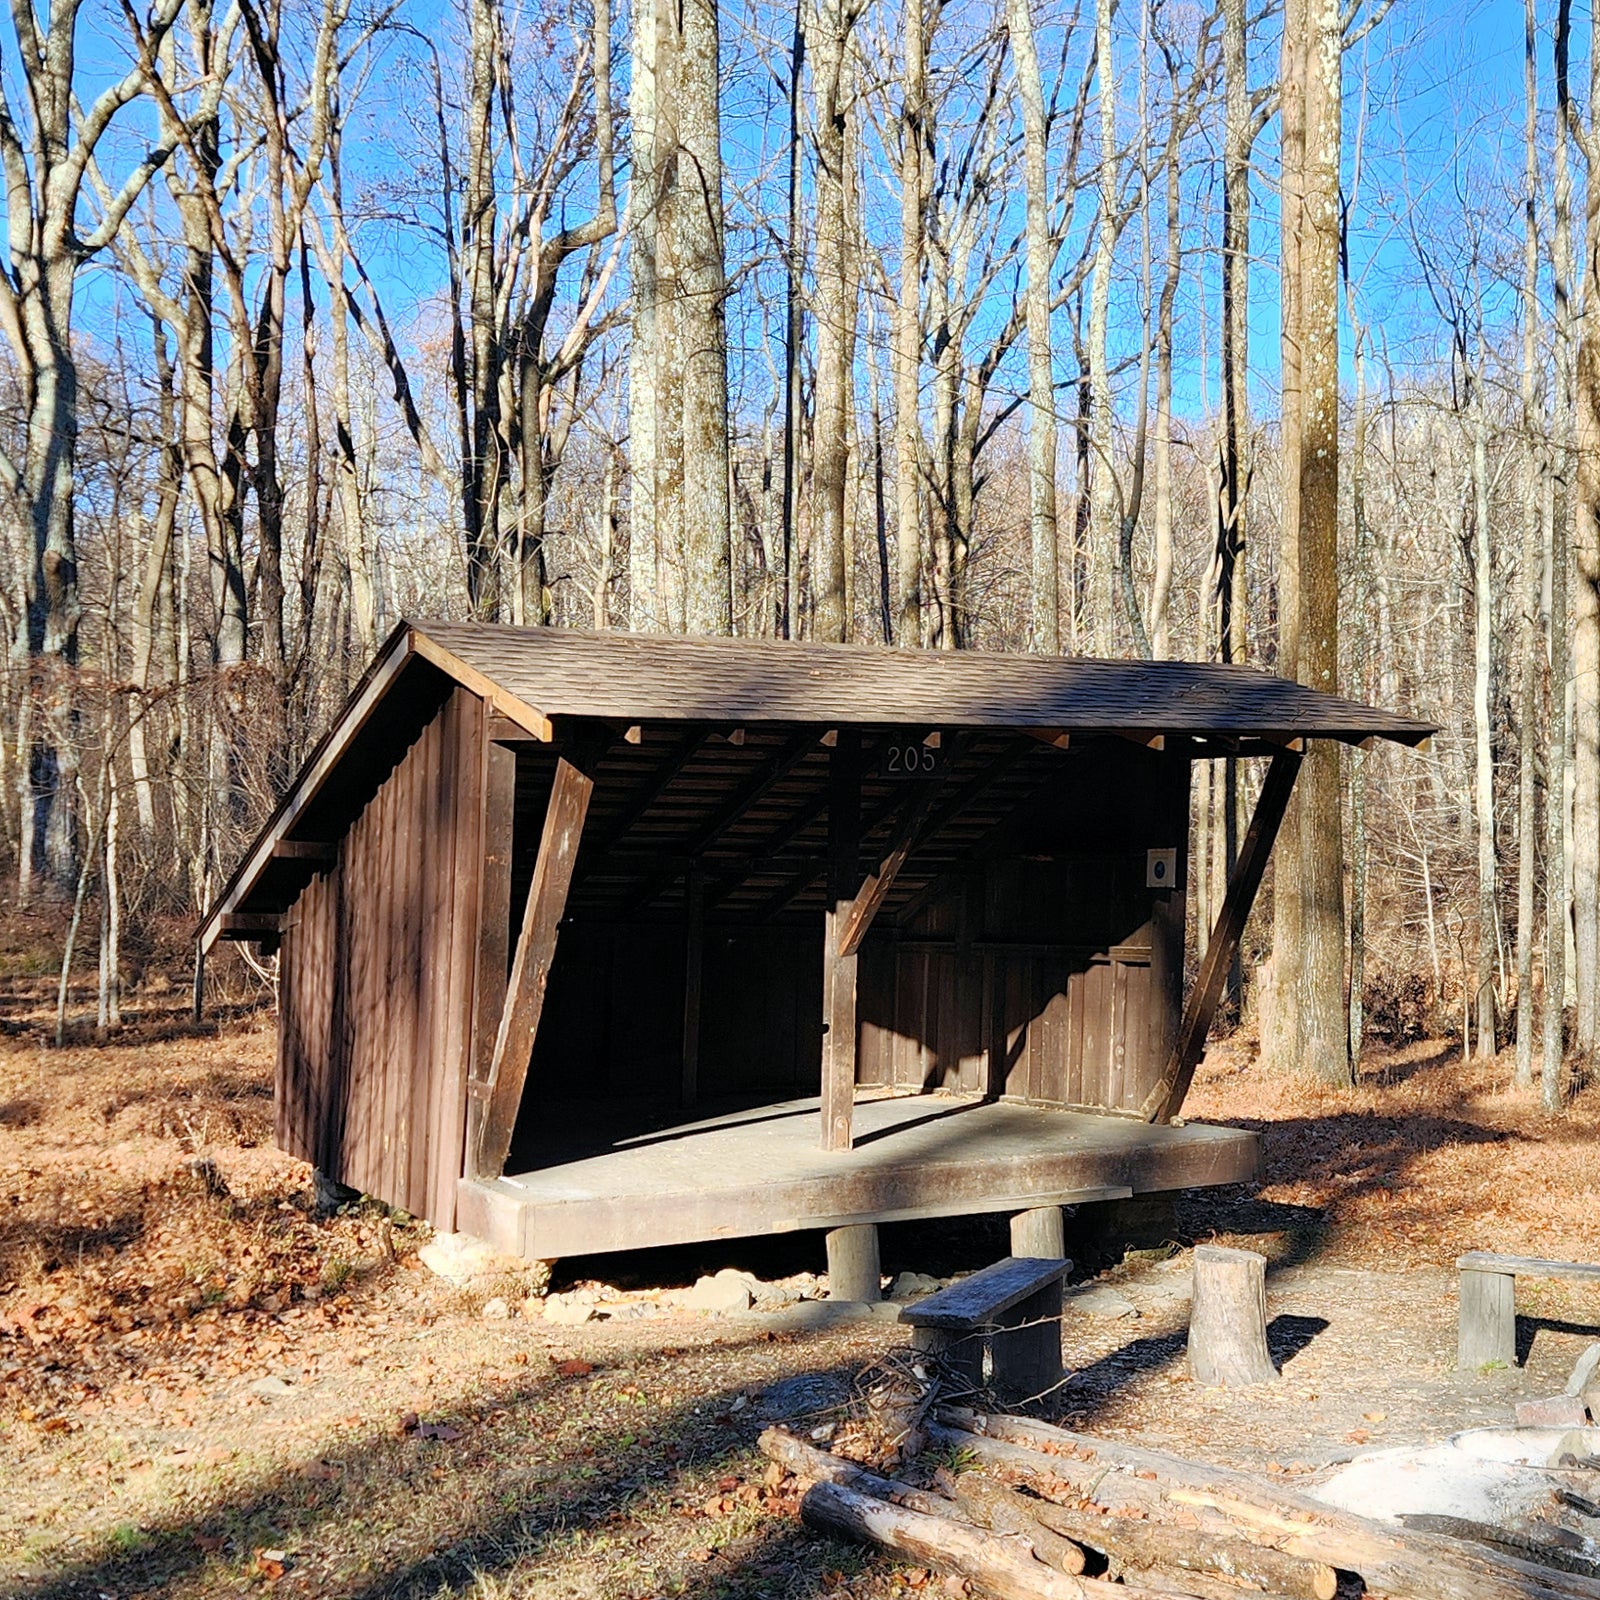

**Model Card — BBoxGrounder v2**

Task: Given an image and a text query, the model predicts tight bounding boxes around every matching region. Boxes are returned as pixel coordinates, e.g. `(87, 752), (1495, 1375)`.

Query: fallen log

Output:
(933, 1410), (1600, 1600)
(757, 1426), (960, 1520)
(942, 1469), (1090, 1574)
(1398, 1515), (1600, 1580)
(798, 1478), (1203, 1600)
(1125, 1566), (1298, 1600)
(1021, 1495), (1336, 1599)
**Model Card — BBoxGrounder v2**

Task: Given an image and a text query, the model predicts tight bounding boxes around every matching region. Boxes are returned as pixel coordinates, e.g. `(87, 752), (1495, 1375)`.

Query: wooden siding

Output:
(855, 747), (1189, 1114)
(277, 687), (488, 1225)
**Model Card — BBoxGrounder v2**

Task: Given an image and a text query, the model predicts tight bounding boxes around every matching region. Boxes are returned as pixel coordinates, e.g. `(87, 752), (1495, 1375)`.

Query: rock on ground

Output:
(1066, 1285), (1139, 1320)
(1515, 1394), (1588, 1428)
(1566, 1342), (1600, 1397)
(759, 1373), (852, 1420)
(417, 1232), (539, 1287)
(686, 1268), (755, 1314)
(541, 1296), (597, 1326)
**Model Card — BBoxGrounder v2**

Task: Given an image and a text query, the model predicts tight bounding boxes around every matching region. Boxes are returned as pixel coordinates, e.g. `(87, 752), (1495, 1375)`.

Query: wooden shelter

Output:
(199, 622), (1432, 1263)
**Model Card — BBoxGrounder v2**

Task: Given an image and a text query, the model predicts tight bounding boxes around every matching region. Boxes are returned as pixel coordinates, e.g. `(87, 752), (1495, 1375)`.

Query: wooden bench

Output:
(899, 1256), (1071, 1400)
(1457, 1251), (1600, 1370)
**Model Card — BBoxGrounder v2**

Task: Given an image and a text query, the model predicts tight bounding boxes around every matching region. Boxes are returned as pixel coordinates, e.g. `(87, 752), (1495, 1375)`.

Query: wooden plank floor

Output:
(455, 1091), (1258, 1261)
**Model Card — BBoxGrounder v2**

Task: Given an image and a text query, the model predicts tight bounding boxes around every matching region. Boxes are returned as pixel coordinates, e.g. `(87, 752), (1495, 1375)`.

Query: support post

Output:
(826, 1222), (881, 1302)
(1010, 1207), (1066, 1259)
(191, 941), (204, 1025)
(470, 741), (600, 1179)
(1458, 1266), (1517, 1371)
(1140, 749), (1302, 1122)
(821, 730), (861, 1151)
(681, 870), (704, 1107)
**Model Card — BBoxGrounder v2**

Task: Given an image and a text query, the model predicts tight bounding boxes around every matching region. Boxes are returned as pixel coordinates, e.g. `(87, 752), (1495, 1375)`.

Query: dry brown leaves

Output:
(1185, 1033), (1600, 1269)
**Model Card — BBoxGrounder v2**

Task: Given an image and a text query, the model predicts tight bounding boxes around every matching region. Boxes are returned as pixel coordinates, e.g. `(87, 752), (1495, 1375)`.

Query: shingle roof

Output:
(197, 620), (1434, 950)
(414, 620), (1435, 744)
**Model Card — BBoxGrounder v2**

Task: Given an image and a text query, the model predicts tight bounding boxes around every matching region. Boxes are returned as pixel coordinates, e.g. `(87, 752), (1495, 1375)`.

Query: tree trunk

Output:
(1278, 0), (1347, 1084)
(1549, 0), (1577, 1107)
(1516, 0), (1543, 1089)
(782, 2), (808, 639)
(630, 0), (731, 635)
(1574, 0), (1600, 1057)
(1087, 0), (1117, 657)
(1011, 0), (1057, 654)
(1263, 0), (1307, 1073)
(1217, 0), (1253, 669)
(811, 0), (856, 643)
(1472, 313), (1499, 1059)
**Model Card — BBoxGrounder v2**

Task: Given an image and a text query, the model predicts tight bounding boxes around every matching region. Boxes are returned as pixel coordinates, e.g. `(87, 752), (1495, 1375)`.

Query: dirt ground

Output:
(6, 1003), (1600, 1600)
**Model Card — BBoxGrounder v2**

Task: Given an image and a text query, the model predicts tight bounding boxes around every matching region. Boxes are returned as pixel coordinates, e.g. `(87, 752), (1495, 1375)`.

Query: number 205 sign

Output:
(879, 736), (941, 776)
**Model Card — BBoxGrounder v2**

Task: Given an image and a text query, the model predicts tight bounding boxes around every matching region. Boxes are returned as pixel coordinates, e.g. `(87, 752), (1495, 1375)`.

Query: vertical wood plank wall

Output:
(276, 687), (488, 1225)
(855, 753), (1189, 1114)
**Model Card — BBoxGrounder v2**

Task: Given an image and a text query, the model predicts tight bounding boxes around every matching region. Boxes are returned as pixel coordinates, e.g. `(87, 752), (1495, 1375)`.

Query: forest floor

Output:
(6, 988), (1600, 1600)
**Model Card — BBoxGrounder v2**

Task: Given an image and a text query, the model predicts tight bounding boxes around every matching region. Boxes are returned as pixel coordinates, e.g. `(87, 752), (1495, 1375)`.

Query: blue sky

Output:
(28, 0), (1591, 439)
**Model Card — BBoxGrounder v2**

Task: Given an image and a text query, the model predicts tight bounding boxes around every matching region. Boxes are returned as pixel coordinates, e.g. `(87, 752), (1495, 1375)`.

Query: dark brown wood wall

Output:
(277, 686), (488, 1225)
(855, 749), (1189, 1113)
(508, 743), (1188, 1134)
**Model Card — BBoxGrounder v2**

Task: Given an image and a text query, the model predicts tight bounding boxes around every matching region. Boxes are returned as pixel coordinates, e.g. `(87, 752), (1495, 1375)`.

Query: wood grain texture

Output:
(275, 687), (488, 1226)
(1457, 1251), (1600, 1279)
(900, 1256), (1071, 1329)
(472, 740), (602, 1179)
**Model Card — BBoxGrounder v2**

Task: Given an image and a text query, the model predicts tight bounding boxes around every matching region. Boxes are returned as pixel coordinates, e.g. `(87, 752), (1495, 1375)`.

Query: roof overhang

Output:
(198, 621), (1437, 951)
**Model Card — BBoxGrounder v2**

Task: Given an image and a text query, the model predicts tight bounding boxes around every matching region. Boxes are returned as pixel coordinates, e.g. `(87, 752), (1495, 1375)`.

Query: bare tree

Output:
(0, 0), (186, 890)
(630, 0), (732, 633)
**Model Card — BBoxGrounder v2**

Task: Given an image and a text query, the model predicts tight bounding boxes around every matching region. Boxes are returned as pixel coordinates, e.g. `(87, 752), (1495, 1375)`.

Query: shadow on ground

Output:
(15, 1341), (880, 1600)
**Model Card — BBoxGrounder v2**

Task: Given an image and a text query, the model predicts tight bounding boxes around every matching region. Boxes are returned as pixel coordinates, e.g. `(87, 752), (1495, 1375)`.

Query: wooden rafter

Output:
(625, 730), (823, 912)
(1138, 749), (1302, 1124)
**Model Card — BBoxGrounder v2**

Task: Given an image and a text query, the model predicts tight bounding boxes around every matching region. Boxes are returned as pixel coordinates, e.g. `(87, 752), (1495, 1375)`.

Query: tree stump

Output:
(826, 1223), (882, 1302)
(1188, 1244), (1277, 1386)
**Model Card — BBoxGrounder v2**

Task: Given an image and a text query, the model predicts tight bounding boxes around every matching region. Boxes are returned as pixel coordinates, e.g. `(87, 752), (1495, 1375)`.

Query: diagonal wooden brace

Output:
(1139, 748), (1302, 1123)
(469, 739), (604, 1179)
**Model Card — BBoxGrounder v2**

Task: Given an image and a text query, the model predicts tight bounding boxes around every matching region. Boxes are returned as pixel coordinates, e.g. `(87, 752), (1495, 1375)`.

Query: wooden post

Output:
(1140, 749), (1302, 1122)
(1458, 1265), (1517, 1370)
(470, 743), (599, 1180)
(191, 940), (204, 1025)
(822, 730), (861, 1151)
(1010, 1207), (1067, 1259)
(826, 1222), (881, 1302)
(681, 870), (705, 1107)
(1188, 1244), (1278, 1386)
(466, 742), (517, 1167)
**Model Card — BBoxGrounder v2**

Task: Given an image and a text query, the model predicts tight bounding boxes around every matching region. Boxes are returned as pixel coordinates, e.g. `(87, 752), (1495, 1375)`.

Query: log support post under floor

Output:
(826, 1223), (882, 1303)
(1009, 1206), (1066, 1260)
